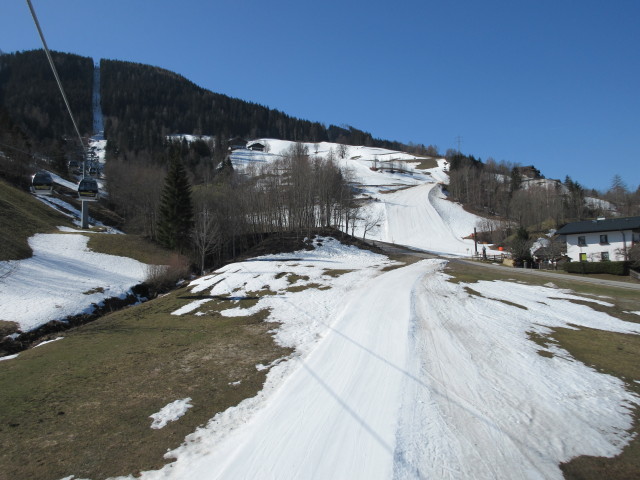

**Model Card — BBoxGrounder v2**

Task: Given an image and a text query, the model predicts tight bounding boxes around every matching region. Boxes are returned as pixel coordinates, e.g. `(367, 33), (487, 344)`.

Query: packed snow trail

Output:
(380, 182), (478, 255)
(116, 255), (638, 480)
(138, 261), (429, 480)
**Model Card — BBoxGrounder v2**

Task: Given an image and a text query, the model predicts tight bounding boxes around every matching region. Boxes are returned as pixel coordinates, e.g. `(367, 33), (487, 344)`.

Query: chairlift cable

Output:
(25, 0), (86, 154)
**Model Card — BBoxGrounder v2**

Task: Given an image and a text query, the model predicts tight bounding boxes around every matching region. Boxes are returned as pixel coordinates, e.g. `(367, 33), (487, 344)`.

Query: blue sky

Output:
(2, 0), (638, 191)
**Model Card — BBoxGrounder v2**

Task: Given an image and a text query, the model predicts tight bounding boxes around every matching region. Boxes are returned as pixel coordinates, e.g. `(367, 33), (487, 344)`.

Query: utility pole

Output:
(474, 227), (478, 255)
(455, 135), (463, 154)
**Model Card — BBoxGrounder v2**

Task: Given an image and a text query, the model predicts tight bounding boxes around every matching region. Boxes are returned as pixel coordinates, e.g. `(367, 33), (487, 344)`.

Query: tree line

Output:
(0, 50), (92, 158)
(108, 142), (361, 275)
(446, 150), (640, 261)
(0, 50), (428, 181)
(99, 58), (420, 159)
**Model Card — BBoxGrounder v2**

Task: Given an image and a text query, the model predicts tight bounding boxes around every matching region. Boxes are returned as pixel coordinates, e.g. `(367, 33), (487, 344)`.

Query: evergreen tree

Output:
(157, 154), (194, 252)
(510, 226), (533, 266)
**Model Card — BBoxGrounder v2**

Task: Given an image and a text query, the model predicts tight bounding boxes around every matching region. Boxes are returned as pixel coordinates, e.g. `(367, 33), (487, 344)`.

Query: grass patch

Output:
(0, 178), (73, 261)
(464, 286), (483, 297)
(287, 282), (325, 293)
(85, 233), (176, 265)
(0, 320), (20, 338)
(82, 287), (105, 295)
(413, 157), (439, 170)
(235, 288), (278, 309)
(462, 285), (527, 309)
(322, 269), (354, 278)
(383, 253), (424, 271)
(554, 327), (640, 479)
(527, 330), (558, 357)
(0, 287), (290, 480)
(497, 299), (528, 310)
(285, 273), (310, 284)
(445, 261), (510, 284)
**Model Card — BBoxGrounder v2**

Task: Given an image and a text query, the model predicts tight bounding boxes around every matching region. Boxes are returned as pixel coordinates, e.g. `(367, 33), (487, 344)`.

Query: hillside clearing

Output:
(0, 179), (72, 261)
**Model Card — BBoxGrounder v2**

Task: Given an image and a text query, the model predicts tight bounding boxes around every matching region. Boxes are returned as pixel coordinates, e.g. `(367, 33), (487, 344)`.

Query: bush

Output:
(563, 261), (630, 276)
(144, 253), (191, 294)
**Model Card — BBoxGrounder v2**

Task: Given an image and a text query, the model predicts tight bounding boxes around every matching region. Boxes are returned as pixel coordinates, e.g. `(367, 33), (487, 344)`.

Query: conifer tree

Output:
(157, 153), (194, 252)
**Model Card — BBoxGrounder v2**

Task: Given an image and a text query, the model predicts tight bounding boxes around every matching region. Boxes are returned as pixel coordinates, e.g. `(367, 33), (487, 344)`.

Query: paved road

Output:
(367, 239), (640, 292)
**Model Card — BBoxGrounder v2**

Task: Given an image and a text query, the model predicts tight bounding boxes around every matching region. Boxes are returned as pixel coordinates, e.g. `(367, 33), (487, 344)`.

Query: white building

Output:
(556, 217), (640, 262)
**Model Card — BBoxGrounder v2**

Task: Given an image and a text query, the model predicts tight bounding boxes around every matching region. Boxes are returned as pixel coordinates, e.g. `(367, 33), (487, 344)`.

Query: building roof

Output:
(556, 216), (640, 235)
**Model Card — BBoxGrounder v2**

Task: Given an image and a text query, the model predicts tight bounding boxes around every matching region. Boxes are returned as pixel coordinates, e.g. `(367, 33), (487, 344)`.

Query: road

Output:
(367, 239), (640, 292)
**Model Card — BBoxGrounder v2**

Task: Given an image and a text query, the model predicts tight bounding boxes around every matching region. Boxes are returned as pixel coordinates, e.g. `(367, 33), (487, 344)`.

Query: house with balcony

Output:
(556, 216), (640, 262)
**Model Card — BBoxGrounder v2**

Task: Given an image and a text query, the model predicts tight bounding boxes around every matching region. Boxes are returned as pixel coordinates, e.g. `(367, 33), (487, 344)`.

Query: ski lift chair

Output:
(31, 171), (54, 196)
(77, 177), (99, 201)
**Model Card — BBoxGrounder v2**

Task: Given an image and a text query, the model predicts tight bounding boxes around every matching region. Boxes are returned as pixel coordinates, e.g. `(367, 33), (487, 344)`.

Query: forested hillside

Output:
(0, 50), (428, 171)
(0, 50), (94, 188)
(99, 59), (416, 157)
(0, 50), (92, 153)
(445, 152), (640, 248)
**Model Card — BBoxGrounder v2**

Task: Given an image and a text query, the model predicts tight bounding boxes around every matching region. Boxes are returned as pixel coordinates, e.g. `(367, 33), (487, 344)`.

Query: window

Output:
(578, 236), (586, 246)
(601, 251), (610, 261)
(599, 234), (609, 244)
(579, 253), (587, 262)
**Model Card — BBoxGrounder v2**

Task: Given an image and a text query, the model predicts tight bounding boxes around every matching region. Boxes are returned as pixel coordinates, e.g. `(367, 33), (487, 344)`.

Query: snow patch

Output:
(0, 233), (149, 331)
(34, 337), (64, 348)
(150, 398), (193, 429)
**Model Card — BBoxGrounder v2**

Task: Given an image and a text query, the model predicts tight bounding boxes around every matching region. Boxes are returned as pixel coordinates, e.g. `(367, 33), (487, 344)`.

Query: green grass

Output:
(322, 268), (354, 278)
(446, 259), (640, 479)
(0, 285), (291, 480)
(85, 231), (176, 265)
(412, 157), (439, 170)
(0, 178), (73, 261)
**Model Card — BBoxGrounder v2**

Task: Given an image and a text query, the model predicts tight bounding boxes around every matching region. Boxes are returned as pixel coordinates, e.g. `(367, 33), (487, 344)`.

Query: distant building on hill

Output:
(228, 137), (247, 151)
(556, 216), (640, 262)
(247, 141), (266, 152)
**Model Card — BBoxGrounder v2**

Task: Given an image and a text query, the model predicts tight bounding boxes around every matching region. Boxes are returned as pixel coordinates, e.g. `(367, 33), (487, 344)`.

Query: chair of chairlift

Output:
(77, 177), (99, 201)
(31, 171), (54, 196)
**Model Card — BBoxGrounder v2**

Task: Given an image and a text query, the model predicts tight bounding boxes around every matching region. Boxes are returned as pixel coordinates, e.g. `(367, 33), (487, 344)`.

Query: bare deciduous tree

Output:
(359, 207), (384, 241)
(192, 206), (222, 275)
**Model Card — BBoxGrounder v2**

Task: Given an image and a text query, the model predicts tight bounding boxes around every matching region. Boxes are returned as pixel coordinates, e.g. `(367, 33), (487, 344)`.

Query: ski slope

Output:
(128, 250), (639, 480)
(3, 138), (638, 479)
(230, 138), (489, 256)
(378, 182), (480, 255)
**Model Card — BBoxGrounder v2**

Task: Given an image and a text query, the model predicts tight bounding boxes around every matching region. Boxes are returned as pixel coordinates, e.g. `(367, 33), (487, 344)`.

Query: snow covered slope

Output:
(126, 245), (639, 480)
(231, 139), (487, 256)
(0, 231), (148, 332)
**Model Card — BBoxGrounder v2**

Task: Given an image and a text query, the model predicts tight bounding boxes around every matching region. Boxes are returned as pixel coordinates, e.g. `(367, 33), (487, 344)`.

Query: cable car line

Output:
(25, 0), (85, 154)
(25, 0), (100, 217)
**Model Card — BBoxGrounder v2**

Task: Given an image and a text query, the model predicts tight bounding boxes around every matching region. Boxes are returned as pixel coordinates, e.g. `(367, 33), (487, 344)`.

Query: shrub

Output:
(144, 253), (191, 294)
(563, 261), (630, 276)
